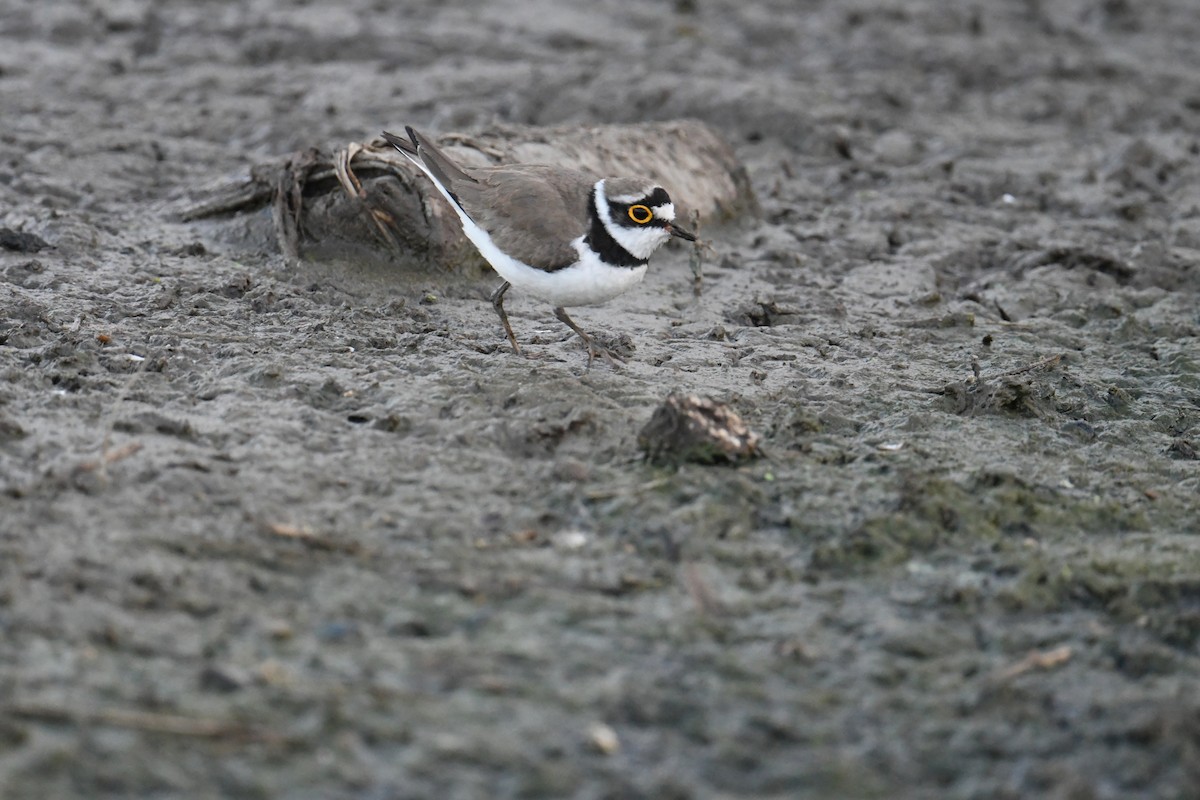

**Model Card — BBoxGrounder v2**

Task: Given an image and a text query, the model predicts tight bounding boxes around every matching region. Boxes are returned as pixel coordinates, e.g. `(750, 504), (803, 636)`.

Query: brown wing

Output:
(455, 165), (597, 271)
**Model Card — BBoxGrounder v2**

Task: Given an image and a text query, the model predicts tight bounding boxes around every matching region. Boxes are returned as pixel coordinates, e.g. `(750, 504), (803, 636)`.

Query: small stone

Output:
(0, 416), (26, 441)
(558, 459), (591, 482)
(199, 663), (248, 693)
(264, 619), (294, 640)
(873, 129), (918, 165)
(256, 659), (291, 686)
(551, 530), (589, 550)
(511, 529), (540, 545)
(588, 722), (620, 755)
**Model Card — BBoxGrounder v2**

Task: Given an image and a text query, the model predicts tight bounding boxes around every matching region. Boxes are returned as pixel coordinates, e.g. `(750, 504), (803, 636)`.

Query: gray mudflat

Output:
(2, 2), (1198, 798)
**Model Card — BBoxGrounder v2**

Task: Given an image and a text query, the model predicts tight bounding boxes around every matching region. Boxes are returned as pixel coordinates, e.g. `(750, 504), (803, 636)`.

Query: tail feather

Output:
(382, 126), (477, 213)
(380, 129), (419, 162)
(408, 127), (477, 187)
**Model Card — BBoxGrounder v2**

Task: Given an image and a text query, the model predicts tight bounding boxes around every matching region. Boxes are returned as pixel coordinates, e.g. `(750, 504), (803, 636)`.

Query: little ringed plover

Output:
(381, 126), (695, 366)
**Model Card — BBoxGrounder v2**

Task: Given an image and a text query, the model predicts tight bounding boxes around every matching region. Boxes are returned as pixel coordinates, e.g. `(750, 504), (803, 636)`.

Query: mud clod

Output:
(639, 393), (762, 465)
(0, 228), (50, 253)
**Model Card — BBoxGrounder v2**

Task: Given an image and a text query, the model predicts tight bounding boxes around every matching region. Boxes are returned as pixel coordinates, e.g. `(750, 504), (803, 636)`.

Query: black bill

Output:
(668, 222), (697, 242)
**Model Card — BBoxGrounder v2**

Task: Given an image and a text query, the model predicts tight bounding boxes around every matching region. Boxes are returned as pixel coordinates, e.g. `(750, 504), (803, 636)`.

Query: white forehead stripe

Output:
(593, 179), (614, 225)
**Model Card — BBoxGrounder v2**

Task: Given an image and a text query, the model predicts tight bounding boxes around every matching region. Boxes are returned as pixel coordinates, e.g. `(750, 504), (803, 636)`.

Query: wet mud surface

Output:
(2, 1), (1199, 798)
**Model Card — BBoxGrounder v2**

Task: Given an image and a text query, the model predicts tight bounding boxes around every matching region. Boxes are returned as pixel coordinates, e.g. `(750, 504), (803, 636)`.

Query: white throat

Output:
(593, 180), (673, 262)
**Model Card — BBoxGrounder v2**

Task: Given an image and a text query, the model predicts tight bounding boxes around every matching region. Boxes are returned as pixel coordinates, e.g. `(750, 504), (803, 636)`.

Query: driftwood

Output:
(177, 120), (757, 268)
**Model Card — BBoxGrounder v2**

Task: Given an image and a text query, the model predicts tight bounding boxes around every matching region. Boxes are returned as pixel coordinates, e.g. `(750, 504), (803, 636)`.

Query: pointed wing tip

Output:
(381, 129), (418, 157)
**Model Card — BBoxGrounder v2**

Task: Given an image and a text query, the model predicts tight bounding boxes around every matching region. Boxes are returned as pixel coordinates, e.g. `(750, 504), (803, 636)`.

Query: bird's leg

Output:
(490, 280), (521, 355)
(553, 307), (624, 369)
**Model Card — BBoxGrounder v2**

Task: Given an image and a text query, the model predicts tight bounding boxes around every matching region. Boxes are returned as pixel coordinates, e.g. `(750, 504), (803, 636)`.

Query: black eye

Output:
(628, 204), (653, 224)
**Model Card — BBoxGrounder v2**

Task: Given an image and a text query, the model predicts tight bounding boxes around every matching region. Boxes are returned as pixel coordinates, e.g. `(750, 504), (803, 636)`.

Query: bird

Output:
(380, 126), (696, 367)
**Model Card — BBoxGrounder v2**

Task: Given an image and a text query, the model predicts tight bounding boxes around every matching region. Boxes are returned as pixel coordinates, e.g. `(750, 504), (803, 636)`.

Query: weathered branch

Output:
(175, 120), (758, 268)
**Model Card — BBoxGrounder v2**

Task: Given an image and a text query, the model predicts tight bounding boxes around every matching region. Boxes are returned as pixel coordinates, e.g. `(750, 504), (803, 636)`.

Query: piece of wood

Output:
(177, 120), (758, 268)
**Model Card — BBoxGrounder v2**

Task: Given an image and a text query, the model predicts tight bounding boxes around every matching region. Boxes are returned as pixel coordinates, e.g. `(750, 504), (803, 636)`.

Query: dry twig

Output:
(994, 645), (1073, 681)
(261, 521), (361, 554)
(8, 703), (292, 744)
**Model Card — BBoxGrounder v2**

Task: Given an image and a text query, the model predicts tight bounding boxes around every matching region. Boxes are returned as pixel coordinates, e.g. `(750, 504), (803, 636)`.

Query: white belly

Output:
(469, 229), (648, 308)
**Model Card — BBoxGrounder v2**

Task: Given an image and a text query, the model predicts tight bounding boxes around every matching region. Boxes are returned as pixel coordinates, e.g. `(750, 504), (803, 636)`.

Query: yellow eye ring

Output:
(628, 204), (653, 224)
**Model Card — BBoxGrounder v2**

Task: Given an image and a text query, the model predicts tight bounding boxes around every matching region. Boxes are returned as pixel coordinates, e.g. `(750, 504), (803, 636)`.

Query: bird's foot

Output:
(584, 331), (635, 369)
(553, 307), (633, 370)
(582, 337), (625, 370)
